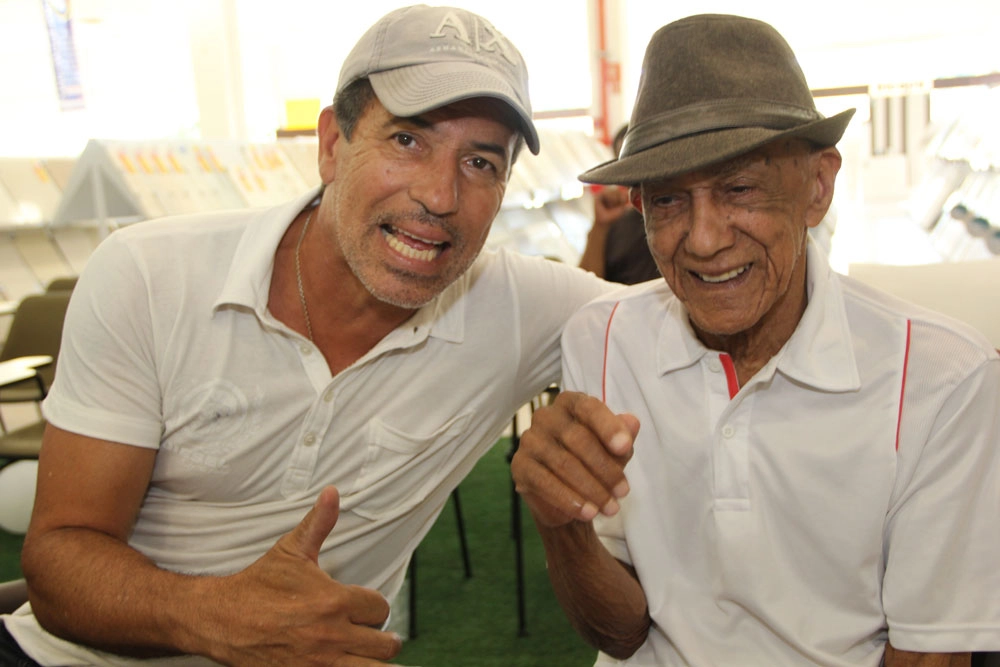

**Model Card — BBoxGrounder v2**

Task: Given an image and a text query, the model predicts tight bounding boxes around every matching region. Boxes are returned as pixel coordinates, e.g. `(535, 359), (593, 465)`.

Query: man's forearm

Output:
(22, 527), (220, 659)
(884, 644), (971, 667)
(536, 520), (650, 659)
(578, 224), (611, 277)
(23, 483), (398, 666)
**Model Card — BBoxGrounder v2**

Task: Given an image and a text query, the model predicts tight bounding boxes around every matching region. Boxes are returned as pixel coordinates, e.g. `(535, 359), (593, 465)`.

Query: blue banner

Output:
(41, 0), (85, 111)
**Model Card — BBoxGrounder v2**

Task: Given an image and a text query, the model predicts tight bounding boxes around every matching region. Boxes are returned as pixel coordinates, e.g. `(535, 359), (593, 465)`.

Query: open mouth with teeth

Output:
(694, 264), (750, 284)
(381, 225), (450, 262)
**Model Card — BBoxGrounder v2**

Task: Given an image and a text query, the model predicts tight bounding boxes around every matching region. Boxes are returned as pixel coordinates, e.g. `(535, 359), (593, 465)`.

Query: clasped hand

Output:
(511, 392), (639, 528)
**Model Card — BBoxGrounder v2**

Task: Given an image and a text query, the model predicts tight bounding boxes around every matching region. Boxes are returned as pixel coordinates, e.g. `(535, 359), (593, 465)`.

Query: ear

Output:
(316, 106), (342, 185)
(805, 146), (842, 229)
(629, 185), (644, 214)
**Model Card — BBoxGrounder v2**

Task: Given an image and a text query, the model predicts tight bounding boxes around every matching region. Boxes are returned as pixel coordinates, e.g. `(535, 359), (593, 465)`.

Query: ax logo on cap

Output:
(429, 10), (517, 66)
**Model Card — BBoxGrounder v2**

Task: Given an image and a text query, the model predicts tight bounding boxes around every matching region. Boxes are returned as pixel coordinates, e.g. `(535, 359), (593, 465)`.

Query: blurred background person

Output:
(578, 125), (660, 284)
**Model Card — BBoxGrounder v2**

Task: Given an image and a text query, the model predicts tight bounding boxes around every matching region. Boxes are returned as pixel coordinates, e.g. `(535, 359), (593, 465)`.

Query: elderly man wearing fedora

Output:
(512, 14), (1000, 667)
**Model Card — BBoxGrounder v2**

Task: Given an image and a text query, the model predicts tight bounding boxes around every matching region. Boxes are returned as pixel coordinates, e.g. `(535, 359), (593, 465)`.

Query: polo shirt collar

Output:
(407, 272), (467, 344)
(213, 188), (320, 314)
(777, 241), (860, 392)
(656, 297), (709, 375)
(376, 270), (468, 347)
(656, 239), (860, 392)
(212, 186), (465, 345)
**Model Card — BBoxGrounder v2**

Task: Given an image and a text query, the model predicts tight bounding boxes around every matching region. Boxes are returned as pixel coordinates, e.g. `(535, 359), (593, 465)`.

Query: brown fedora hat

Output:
(581, 14), (855, 185)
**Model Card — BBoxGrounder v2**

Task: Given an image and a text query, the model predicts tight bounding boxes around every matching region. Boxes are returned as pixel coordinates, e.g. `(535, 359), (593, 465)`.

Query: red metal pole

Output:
(596, 0), (611, 145)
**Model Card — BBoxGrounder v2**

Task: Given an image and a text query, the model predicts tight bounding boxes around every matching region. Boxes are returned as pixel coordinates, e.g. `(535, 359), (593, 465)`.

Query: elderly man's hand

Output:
(511, 392), (639, 528)
(203, 487), (402, 666)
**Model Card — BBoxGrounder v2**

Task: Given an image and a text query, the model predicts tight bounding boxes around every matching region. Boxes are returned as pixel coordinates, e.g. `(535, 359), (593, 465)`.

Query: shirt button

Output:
(708, 358), (722, 373)
(721, 425), (735, 439)
(300, 344), (312, 355)
(323, 389), (335, 403)
(303, 432), (317, 446)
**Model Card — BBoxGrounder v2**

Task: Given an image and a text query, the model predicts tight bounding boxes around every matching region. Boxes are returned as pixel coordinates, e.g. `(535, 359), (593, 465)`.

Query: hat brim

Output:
(580, 108), (855, 185)
(370, 64), (540, 155)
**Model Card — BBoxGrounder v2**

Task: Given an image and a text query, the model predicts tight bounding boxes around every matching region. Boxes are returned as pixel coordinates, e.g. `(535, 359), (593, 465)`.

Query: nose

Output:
(408, 155), (460, 217)
(684, 192), (735, 257)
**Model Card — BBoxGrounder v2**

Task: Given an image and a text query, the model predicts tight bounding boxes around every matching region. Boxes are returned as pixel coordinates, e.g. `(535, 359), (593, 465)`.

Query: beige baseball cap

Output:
(337, 4), (539, 154)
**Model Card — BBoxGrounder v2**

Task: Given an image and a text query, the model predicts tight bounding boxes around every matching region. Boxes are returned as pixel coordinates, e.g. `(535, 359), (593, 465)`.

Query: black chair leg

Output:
(407, 552), (417, 639)
(452, 488), (472, 578)
(507, 418), (520, 538)
(507, 414), (528, 636)
(511, 476), (527, 636)
(407, 488), (472, 641)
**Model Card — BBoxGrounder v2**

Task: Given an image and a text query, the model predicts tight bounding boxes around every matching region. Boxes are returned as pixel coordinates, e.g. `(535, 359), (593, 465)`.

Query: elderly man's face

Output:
(316, 96), (517, 310)
(635, 140), (840, 346)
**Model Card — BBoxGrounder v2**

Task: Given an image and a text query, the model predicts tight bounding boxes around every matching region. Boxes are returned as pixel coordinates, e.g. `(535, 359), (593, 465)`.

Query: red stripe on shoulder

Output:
(602, 301), (622, 403)
(895, 319), (912, 452)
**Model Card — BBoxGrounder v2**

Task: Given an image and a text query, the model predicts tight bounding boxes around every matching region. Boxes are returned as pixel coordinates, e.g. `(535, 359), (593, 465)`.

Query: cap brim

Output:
(580, 108), (855, 185)
(370, 64), (540, 155)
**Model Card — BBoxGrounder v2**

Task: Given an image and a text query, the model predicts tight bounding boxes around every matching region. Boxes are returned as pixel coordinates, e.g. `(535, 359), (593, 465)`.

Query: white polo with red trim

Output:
(563, 241), (1000, 666)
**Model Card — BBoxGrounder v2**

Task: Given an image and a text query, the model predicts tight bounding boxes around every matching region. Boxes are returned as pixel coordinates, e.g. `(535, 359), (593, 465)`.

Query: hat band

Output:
(621, 99), (823, 157)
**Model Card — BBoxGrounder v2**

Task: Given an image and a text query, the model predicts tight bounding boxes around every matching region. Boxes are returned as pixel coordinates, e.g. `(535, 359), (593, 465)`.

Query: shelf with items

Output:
(51, 139), (312, 231)
(0, 158), (73, 231)
(0, 158), (84, 304)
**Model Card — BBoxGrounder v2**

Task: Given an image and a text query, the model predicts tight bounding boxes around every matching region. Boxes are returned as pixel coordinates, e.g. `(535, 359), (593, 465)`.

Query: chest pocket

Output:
(346, 411), (473, 521)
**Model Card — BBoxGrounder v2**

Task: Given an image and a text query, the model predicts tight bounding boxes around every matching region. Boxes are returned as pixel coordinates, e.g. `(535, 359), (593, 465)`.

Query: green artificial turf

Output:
(394, 439), (597, 667)
(0, 528), (24, 582)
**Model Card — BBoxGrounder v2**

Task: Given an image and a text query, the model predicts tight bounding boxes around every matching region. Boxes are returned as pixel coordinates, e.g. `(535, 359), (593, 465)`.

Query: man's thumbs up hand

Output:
(199, 486), (402, 666)
(283, 485), (342, 563)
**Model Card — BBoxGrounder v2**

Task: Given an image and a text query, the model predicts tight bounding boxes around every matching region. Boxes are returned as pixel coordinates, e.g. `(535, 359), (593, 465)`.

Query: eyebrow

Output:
(388, 114), (432, 130)
(385, 114), (511, 164)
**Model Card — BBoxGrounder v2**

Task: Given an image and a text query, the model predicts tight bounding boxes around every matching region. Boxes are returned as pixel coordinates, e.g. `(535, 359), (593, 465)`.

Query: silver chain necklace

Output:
(294, 208), (314, 342)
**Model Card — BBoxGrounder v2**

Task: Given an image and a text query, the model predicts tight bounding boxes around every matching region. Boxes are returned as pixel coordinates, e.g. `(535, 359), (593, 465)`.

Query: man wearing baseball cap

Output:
(4, 6), (611, 665)
(512, 14), (1000, 666)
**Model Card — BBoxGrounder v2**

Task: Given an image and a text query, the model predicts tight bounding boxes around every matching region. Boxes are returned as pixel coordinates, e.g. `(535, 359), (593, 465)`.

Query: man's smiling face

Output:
(636, 139), (840, 345)
(318, 95), (517, 310)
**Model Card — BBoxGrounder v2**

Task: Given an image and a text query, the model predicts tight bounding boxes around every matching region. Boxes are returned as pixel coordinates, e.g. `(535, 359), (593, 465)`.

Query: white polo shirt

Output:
(563, 241), (1000, 666)
(6, 188), (612, 666)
